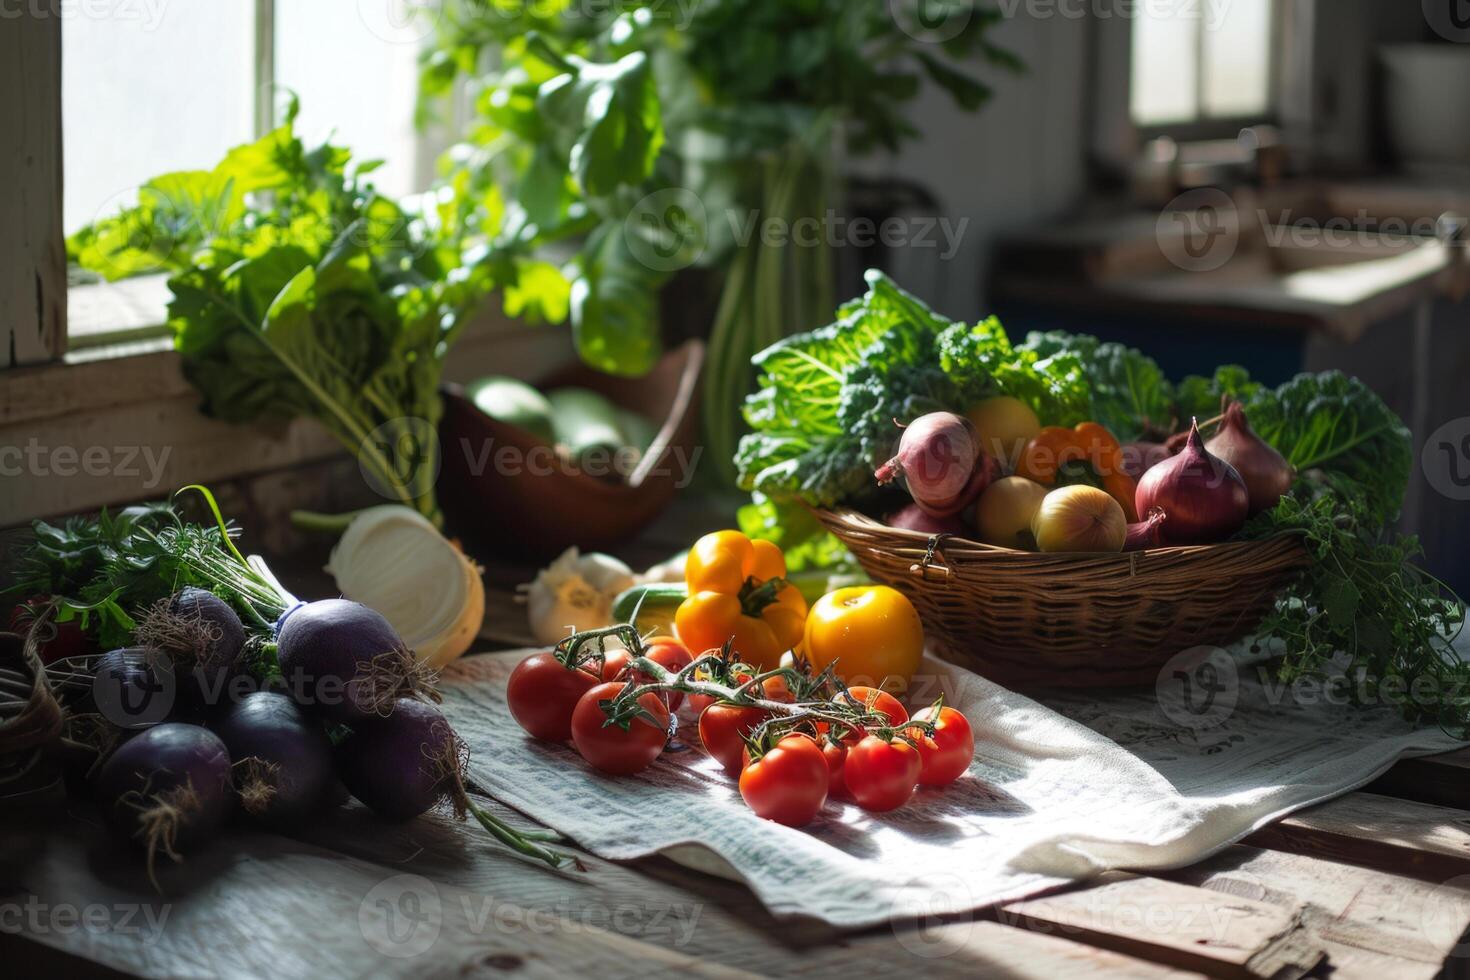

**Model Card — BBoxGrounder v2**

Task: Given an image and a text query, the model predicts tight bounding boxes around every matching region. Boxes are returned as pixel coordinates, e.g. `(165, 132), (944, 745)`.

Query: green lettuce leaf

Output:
(1020, 330), (1172, 441)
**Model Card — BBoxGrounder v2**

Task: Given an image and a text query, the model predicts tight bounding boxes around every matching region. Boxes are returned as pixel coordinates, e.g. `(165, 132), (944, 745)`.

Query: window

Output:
(62, 0), (446, 350)
(1130, 0), (1275, 127)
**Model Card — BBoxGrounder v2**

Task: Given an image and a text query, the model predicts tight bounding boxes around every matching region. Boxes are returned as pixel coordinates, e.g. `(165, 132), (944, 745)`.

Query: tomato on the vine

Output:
(697, 702), (770, 773)
(506, 652), (601, 741)
(840, 686), (908, 725)
(739, 734), (829, 827)
(600, 638), (693, 711)
(822, 739), (850, 801)
(570, 681), (670, 776)
(844, 734), (921, 811)
(909, 705), (975, 787)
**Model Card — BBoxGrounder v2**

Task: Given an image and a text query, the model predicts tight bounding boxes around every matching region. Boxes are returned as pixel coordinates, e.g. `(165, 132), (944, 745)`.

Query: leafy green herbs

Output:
(7, 493), (291, 652)
(420, 0), (1022, 379)
(68, 100), (492, 525)
(1244, 372), (1413, 529)
(1020, 331), (1174, 442)
(1243, 484), (1467, 735)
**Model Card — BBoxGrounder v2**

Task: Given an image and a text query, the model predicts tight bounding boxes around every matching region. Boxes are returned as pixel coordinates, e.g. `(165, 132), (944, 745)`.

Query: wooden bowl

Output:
(437, 340), (704, 560)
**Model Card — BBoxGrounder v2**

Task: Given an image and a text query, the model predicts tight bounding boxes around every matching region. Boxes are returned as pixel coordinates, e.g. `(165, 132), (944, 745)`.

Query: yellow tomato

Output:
(803, 586), (924, 694)
(966, 396), (1041, 469)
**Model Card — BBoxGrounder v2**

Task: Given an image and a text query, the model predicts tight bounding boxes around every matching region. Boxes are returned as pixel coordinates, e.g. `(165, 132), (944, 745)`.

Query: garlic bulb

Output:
(324, 506), (485, 669)
(521, 548), (636, 646)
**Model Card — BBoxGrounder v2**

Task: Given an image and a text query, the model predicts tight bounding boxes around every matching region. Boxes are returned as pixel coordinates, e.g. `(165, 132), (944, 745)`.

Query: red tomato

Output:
(739, 734), (829, 827)
(697, 702), (771, 773)
(570, 681), (670, 776)
(506, 652), (600, 741)
(599, 648), (634, 681)
(643, 638), (692, 711)
(910, 705), (975, 787)
(840, 686), (909, 725)
(844, 734), (921, 812)
(600, 640), (693, 712)
(822, 739), (850, 801)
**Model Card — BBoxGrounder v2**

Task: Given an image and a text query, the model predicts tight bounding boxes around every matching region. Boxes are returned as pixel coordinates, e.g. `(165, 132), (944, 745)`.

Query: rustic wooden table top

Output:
(5, 500), (1470, 978)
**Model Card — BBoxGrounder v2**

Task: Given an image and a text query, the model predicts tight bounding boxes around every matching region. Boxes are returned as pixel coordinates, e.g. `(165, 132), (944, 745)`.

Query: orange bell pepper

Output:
(675, 531), (808, 671)
(1017, 422), (1139, 522)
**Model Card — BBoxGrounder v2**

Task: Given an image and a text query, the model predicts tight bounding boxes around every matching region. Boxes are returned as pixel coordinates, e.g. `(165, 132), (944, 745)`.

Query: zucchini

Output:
(611, 583), (687, 635)
(547, 388), (628, 467)
(464, 376), (555, 443)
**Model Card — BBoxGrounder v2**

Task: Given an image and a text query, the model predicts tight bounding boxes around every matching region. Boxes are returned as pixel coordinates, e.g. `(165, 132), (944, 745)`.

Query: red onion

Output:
(1134, 419), (1249, 544)
(1124, 507), (1168, 551)
(884, 503), (972, 537)
(1205, 401), (1294, 515)
(1120, 441), (1170, 481)
(876, 413), (989, 517)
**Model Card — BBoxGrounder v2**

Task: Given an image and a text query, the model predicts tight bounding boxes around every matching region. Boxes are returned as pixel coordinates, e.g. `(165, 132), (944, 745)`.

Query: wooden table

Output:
(5, 748), (1470, 979)
(6, 504), (1470, 978)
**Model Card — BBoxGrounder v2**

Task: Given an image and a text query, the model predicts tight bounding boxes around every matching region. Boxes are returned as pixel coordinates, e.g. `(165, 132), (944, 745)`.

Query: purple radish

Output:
(134, 587), (247, 711)
(336, 698), (463, 822)
(95, 723), (233, 887)
(211, 692), (334, 829)
(275, 599), (426, 724)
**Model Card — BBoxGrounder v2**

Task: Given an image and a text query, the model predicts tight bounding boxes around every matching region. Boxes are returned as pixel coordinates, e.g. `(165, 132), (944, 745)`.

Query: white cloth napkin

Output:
(439, 642), (1464, 928)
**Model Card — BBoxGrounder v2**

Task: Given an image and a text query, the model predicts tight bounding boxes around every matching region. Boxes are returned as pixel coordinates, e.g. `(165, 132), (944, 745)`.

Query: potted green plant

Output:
(418, 0), (1022, 482)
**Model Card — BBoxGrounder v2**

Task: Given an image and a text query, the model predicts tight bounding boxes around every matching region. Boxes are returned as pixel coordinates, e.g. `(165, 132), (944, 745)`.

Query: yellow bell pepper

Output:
(675, 530), (808, 671)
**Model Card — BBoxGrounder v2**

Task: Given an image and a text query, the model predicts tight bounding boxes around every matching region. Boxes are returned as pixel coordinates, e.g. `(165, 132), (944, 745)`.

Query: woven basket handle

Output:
(908, 534), (953, 584)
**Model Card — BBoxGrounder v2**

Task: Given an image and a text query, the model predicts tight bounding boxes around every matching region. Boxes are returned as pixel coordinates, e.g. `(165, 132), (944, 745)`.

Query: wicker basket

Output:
(814, 507), (1310, 688)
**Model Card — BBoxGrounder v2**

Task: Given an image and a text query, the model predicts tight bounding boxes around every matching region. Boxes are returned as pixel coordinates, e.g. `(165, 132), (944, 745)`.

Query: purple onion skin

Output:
(1135, 422), (1249, 544)
(275, 599), (408, 724)
(212, 692), (335, 829)
(876, 413), (981, 511)
(336, 698), (456, 822)
(95, 723), (233, 852)
(885, 502), (972, 537)
(1205, 402), (1295, 515)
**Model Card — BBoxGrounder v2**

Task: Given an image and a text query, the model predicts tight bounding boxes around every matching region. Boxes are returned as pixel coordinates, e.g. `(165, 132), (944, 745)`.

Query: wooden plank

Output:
(0, 807), (754, 980)
(1244, 792), (1470, 884)
(997, 873), (1324, 979)
(0, 11), (65, 368)
(1164, 843), (1470, 980)
(1368, 748), (1470, 811)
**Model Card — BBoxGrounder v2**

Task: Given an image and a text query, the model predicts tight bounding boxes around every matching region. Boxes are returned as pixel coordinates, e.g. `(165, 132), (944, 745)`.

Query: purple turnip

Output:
(211, 692), (335, 829)
(275, 599), (431, 724)
(336, 697), (464, 822)
(884, 503), (971, 537)
(90, 647), (175, 730)
(134, 587), (246, 711)
(95, 723), (232, 887)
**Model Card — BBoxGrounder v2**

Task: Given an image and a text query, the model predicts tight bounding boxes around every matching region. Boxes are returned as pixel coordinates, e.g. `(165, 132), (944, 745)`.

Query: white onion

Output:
(324, 506), (485, 669)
